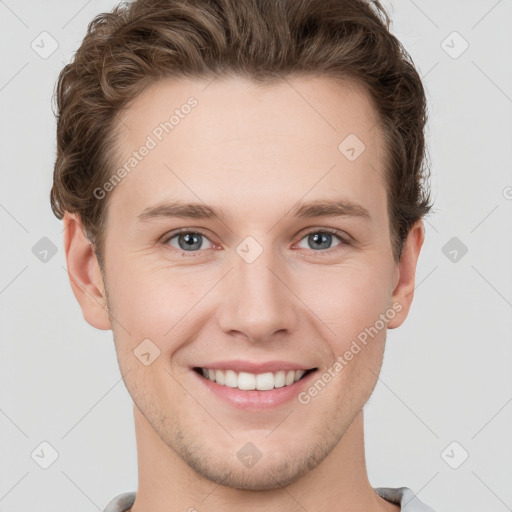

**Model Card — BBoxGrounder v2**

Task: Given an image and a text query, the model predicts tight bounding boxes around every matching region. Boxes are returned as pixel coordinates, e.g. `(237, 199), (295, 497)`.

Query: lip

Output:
(191, 360), (316, 374)
(191, 366), (318, 410)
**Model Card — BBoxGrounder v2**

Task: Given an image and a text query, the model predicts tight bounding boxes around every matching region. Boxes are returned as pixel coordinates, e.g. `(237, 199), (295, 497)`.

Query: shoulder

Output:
(102, 491), (136, 512)
(374, 486), (438, 512)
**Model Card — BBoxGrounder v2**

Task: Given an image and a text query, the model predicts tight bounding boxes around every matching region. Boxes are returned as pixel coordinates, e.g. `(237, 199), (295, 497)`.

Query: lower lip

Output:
(192, 369), (317, 410)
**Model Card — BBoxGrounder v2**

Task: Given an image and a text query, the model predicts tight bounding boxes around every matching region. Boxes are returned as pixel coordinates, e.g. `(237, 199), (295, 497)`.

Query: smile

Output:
(194, 367), (317, 391)
(192, 364), (319, 410)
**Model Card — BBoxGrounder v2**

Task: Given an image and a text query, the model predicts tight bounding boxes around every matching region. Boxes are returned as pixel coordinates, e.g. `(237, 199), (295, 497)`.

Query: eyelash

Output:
(161, 227), (350, 258)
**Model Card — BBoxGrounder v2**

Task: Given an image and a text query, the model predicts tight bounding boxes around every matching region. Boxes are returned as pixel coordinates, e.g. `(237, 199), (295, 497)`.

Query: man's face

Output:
(94, 76), (406, 489)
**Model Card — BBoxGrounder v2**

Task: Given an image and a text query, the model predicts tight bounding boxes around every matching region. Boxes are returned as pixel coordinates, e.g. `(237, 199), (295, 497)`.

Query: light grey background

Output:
(1, 1), (511, 511)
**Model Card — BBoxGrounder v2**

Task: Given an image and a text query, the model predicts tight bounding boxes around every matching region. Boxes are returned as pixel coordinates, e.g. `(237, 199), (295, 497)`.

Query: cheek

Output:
(296, 260), (394, 344)
(105, 257), (213, 356)
(109, 258), (218, 372)
(314, 270), (391, 404)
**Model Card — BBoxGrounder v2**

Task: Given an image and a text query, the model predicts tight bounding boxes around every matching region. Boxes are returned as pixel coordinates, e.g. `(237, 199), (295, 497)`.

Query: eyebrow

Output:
(137, 198), (371, 223)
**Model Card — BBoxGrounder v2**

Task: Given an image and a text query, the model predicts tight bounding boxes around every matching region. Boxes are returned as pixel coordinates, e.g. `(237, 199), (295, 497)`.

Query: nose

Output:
(216, 241), (298, 343)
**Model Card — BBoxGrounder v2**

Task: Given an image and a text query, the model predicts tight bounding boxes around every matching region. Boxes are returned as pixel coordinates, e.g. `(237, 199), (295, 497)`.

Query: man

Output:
(51, 0), (436, 510)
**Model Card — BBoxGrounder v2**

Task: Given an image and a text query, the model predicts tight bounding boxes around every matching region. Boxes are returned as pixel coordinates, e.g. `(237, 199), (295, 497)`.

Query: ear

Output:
(62, 212), (111, 330)
(387, 219), (425, 329)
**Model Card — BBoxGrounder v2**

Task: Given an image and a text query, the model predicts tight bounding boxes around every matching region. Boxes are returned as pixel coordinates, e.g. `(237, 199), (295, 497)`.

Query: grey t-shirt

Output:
(103, 487), (438, 511)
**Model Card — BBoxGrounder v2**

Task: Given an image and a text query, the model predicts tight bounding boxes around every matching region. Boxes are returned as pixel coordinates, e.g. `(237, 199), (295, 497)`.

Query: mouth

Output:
(193, 366), (318, 391)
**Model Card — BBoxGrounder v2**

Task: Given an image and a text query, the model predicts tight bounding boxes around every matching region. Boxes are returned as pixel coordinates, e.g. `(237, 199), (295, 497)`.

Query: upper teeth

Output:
(201, 368), (306, 390)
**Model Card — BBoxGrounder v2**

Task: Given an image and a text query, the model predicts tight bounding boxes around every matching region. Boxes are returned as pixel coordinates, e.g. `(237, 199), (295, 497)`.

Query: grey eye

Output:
(297, 232), (342, 251)
(167, 232), (213, 251)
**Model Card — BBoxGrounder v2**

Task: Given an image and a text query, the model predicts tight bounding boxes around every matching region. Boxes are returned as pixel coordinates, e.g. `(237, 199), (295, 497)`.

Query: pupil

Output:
(311, 232), (331, 250)
(180, 233), (201, 251)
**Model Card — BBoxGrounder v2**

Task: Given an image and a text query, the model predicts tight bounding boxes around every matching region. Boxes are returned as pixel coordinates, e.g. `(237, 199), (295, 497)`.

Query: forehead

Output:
(117, 74), (382, 152)
(110, 75), (387, 225)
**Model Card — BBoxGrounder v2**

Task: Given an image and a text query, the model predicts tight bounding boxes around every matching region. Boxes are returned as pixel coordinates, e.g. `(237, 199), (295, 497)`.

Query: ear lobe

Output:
(62, 212), (111, 330)
(387, 220), (425, 329)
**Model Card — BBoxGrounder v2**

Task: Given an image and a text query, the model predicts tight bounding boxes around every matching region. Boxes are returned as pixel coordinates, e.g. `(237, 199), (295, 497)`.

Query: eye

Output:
(295, 228), (347, 252)
(161, 227), (349, 257)
(163, 230), (214, 255)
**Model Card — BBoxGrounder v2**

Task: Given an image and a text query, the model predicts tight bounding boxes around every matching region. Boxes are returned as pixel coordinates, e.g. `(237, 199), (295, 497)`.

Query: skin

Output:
(63, 75), (424, 512)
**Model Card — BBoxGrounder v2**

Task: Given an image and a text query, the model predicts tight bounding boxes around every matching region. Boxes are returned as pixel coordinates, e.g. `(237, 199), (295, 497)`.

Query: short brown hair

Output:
(50, 0), (432, 265)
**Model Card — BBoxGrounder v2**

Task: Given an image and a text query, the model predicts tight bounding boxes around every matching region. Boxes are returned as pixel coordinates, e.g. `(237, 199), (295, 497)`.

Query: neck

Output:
(129, 406), (399, 512)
